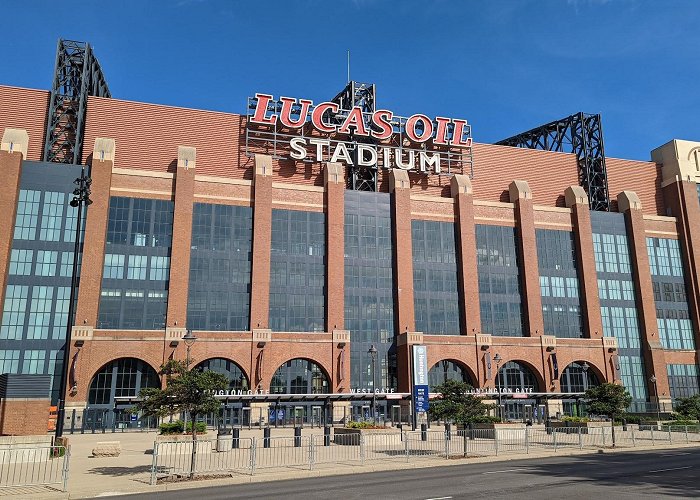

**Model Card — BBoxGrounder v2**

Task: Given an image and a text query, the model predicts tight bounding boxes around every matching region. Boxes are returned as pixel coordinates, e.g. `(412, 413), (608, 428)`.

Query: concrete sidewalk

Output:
(3, 430), (700, 499)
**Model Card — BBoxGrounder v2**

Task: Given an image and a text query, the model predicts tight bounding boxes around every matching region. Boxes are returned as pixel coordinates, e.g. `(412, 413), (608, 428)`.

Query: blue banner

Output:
(414, 384), (430, 413)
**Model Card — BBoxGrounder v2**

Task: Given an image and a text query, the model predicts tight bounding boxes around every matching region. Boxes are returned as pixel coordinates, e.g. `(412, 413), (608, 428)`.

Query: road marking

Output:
(648, 466), (692, 474)
(660, 452), (690, 456)
(482, 468), (534, 474)
(424, 497), (453, 500)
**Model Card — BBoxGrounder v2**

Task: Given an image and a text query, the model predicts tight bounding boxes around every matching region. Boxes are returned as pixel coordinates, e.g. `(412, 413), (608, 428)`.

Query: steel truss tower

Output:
(497, 113), (610, 211)
(331, 81), (377, 192)
(43, 39), (111, 164)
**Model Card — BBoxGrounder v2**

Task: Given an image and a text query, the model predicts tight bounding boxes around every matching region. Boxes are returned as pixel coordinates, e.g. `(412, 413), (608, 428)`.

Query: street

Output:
(120, 448), (700, 499)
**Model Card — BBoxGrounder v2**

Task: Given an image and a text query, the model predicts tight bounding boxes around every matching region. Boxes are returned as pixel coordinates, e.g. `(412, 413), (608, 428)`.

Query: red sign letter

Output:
(311, 102), (339, 133)
(279, 97), (313, 129)
(251, 93), (277, 125)
(338, 107), (369, 136)
(405, 114), (433, 143)
(371, 110), (394, 140)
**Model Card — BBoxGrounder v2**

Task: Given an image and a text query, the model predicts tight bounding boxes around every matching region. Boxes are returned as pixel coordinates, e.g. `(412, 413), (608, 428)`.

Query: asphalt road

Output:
(121, 448), (700, 499)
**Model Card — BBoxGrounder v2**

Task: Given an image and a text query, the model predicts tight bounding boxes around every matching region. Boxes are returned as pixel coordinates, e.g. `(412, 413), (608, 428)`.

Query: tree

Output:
(584, 383), (632, 447)
(132, 360), (228, 479)
(428, 380), (494, 424)
(674, 394), (700, 421)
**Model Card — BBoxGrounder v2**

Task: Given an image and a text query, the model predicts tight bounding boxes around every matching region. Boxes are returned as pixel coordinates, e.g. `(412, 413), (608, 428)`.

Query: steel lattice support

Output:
(43, 39), (111, 164)
(331, 81), (377, 191)
(497, 113), (610, 211)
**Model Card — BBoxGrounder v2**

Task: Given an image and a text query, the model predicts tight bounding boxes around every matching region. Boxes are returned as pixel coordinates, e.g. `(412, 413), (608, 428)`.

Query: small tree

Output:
(429, 380), (494, 425)
(133, 360), (228, 479)
(674, 394), (700, 421)
(584, 383), (632, 447)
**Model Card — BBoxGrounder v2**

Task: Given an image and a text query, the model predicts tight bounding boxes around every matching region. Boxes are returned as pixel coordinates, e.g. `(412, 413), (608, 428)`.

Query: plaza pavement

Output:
(3, 426), (700, 499)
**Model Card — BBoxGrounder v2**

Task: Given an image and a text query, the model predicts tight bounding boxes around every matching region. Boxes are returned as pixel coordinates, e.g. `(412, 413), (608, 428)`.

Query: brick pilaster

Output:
(0, 128), (28, 311)
(249, 155), (273, 330)
(391, 169), (415, 334)
(451, 174), (480, 335)
(166, 146), (196, 328)
(618, 191), (670, 401)
(325, 163), (345, 331)
(74, 138), (114, 327)
(565, 186), (603, 339)
(509, 180), (544, 337)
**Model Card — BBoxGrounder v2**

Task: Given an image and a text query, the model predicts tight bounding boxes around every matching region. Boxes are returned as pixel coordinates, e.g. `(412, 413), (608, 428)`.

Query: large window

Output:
(591, 212), (648, 406)
(345, 191), (396, 391)
(98, 197), (173, 330)
(270, 359), (329, 394)
(647, 238), (694, 350)
(88, 358), (160, 407)
(667, 364), (700, 401)
(428, 360), (471, 391)
(187, 204), (252, 331)
(560, 362), (599, 393)
(412, 220), (460, 335)
(537, 229), (583, 338)
(476, 225), (524, 337)
(496, 361), (539, 391)
(195, 358), (248, 392)
(269, 210), (325, 332)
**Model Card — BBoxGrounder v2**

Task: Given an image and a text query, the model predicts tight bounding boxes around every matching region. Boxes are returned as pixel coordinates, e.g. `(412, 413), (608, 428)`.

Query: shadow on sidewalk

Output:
(86, 465), (152, 481)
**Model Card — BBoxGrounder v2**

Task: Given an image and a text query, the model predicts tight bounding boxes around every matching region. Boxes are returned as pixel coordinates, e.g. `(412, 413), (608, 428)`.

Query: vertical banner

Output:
(412, 345), (430, 412)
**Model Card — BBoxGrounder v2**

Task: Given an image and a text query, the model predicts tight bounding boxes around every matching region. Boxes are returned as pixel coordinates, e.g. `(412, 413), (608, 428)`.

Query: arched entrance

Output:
(87, 358), (160, 430)
(269, 358), (330, 426)
(194, 358), (249, 427)
(428, 360), (473, 391)
(560, 361), (600, 416)
(496, 361), (540, 421)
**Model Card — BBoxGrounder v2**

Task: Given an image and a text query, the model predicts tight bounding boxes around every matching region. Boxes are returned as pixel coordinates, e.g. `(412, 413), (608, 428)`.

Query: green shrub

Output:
(468, 415), (502, 424)
(562, 416), (590, 423)
(159, 420), (207, 434)
(346, 420), (383, 429)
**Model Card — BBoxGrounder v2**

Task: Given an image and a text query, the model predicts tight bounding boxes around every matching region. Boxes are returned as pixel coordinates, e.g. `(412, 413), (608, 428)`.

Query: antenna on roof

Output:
(347, 50), (350, 84)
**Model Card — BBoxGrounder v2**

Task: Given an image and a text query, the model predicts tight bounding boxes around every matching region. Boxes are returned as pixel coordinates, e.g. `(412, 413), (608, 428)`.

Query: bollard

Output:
(294, 426), (302, 447)
(232, 428), (240, 449)
(468, 422), (475, 440)
(546, 418), (552, 435)
(622, 418), (627, 431)
(324, 425), (331, 447)
(421, 423), (427, 442)
(263, 426), (271, 449)
(70, 409), (76, 434)
(445, 423), (451, 441)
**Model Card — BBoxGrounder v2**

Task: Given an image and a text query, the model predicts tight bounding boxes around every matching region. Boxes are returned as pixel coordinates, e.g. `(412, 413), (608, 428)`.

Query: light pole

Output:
(183, 330), (197, 368)
(580, 362), (590, 417)
(368, 345), (378, 422)
(650, 374), (661, 423)
(494, 353), (503, 421)
(55, 169), (92, 439)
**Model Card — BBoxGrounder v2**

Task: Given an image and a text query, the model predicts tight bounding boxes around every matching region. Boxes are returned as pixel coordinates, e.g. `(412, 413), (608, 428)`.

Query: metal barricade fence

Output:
(253, 436), (312, 471)
(361, 432), (407, 462)
(0, 444), (70, 492)
(151, 438), (253, 483)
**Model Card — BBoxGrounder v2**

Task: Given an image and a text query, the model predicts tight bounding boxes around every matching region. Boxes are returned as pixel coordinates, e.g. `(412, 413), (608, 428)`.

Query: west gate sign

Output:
(245, 93), (473, 175)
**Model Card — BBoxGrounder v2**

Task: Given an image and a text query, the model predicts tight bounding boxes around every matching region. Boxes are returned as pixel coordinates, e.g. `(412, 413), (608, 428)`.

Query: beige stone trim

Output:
(535, 222), (573, 229)
(110, 187), (174, 197)
(177, 146), (196, 171)
(195, 175), (252, 186)
(93, 138), (115, 163)
(474, 217), (516, 224)
(645, 230), (678, 237)
(473, 200), (515, 208)
(410, 212), (455, 220)
(113, 168), (174, 179)
(410, 195), (455, 204)
(272, 201), (324, 210)
(643, 214), (677, 222)
(1, 128), (29, 157)
(534, 205), (572, 213)
(193, 194), (252, 204)
(272, 183), (325, 192)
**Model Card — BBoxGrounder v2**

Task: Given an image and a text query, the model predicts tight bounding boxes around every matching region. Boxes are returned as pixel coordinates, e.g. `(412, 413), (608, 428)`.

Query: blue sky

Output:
(2, 0), (699, 161)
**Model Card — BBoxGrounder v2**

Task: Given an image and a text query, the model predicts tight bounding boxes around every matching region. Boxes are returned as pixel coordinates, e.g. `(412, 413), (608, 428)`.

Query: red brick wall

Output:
(0, 86), (49, 161)
(0, 399), (50, 436)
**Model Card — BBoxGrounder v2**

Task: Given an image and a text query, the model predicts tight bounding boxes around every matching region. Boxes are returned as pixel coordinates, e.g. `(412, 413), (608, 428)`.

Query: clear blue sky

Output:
(3, 0), (699, 161)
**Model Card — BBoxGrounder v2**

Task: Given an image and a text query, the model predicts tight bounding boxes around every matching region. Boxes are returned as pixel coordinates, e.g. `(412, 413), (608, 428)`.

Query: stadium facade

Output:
(0, 40), (699, 433)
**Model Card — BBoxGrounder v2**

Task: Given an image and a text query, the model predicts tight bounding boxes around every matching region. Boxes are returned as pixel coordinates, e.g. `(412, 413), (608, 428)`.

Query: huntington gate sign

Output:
(245, 93), (474, 176)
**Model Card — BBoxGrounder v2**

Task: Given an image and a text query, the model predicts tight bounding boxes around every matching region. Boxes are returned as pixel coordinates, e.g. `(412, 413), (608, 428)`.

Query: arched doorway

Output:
(87, 358), (160, 430)
(560, 361), (600, 416)
(496, 361), (540, 421)
(428, 360), (473, 391)
(194, 358), (249, 427)
(269, 358), (330, 426)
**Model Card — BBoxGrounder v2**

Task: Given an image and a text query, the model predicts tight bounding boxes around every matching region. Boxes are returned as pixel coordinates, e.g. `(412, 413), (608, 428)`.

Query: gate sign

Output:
(245, 93), (473, 176)
(412, 345), (429, 412)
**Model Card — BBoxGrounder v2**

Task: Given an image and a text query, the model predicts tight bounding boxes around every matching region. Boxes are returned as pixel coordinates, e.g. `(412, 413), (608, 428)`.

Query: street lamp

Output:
(183, 330), (197, 368)
(493, 353), (503, 421)
(368, 345), (378, 422)
(650, 374), (661, 423)
(55, 169), (92, 439)
(580, 362), (590, 417)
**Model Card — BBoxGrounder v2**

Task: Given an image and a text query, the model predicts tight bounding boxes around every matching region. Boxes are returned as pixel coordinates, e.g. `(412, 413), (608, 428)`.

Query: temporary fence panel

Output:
(0, 445), (70, 492)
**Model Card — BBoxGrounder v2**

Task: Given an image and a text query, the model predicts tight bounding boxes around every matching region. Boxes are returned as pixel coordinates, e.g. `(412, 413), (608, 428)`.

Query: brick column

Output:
(391, 169), (415, 334)
(618, 191), (670, 403)
(662, 180), (700, 347)
(74, 138), (115, 327)
(166, 146), (196, 328)
(451, 174), (480, 335)
(565, 186), (603, 339)
(249, 155), (273, 330)
(325, 163), (345, 331)
(509, 180), (544, 337)
(0, 128), (28, 310)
